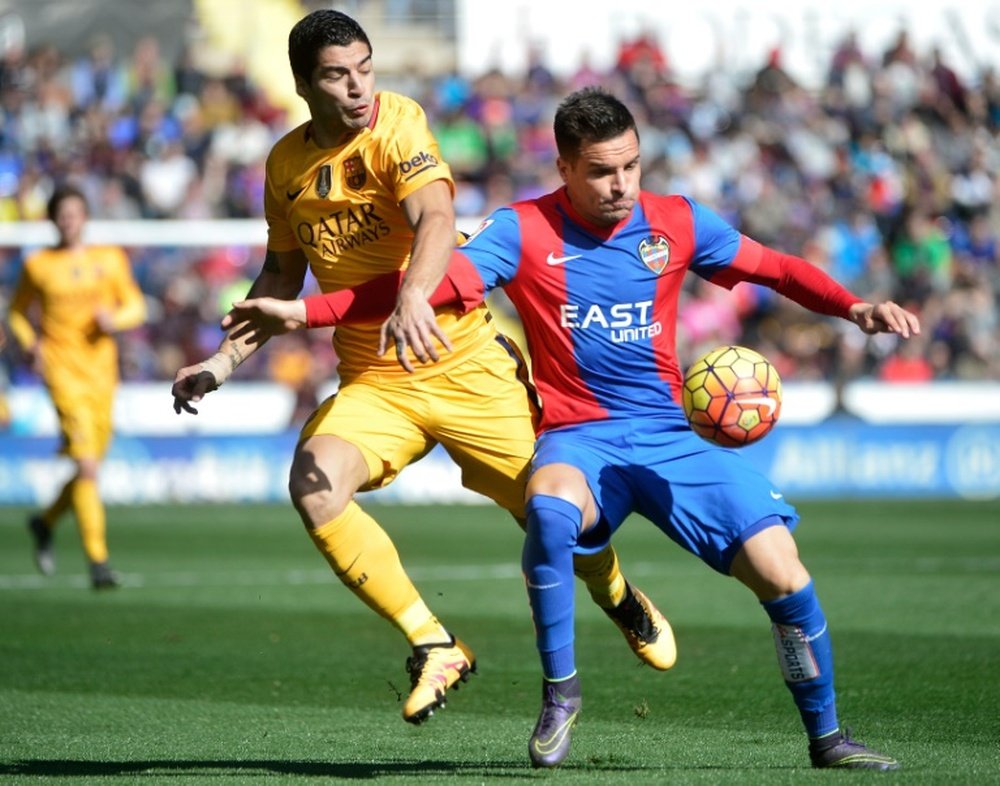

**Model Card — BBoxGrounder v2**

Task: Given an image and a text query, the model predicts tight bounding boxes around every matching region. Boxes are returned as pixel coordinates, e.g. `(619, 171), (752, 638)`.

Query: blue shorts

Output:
(531, 418), (799, 574)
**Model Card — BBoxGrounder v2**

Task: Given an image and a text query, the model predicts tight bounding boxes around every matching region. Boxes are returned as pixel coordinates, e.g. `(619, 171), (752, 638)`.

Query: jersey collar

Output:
(302, 96), (381, 147)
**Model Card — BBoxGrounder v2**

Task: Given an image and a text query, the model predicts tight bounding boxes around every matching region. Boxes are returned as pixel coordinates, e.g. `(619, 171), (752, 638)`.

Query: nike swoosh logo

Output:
(739, 396), (778, 416)
(531, 709), (579, 754)
(526, 580), (561, 590)
(770, 490), (784, 500)
(546, 252), (582, 266)
(286, 186), (306, 200)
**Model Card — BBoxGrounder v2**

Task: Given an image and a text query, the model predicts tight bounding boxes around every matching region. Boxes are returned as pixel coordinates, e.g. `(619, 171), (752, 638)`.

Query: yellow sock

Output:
(71, 477), (108, 564)
(309, 502), (449, 647)
(43, 478), (74, 527)
(573, 544), (627, 609)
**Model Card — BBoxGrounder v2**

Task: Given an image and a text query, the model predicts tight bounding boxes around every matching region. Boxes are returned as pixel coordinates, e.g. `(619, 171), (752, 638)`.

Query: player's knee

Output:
(523, 494), (582, 563)
(757, 572), (811, 601)
(289, 482), (350, 530)
(734, 557), (811, 601)
(75, 457), (100, 481)
(288, 461), (352, 529)
(526, 474), (574, 501)
(525, 465), (593, 523)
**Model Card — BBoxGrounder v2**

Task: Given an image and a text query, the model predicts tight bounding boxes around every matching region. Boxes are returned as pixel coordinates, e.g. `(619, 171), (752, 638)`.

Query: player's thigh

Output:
(428, 337), (537, 519)
(635, 433), (798, 573)
(299, 379), (434, 490)
(50, 387), (109, 460)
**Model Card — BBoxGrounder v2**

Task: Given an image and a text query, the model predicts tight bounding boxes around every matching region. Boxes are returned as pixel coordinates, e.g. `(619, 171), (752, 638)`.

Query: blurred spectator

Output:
(823, 209), (884, 287)
(126, 36), (174, 113)
(615, 32), (667, 79)
(951, 212), (997, 268)
(139, 138), (198, 217)
(569, 52), (604, 92)
(890, 208), (953, 296)
(432, 105), (489, 180)
(70, 34), (128, 112)
(746, 47), (797, 115)
(878, 334), (934, 382)
(929, 46), (967, 117)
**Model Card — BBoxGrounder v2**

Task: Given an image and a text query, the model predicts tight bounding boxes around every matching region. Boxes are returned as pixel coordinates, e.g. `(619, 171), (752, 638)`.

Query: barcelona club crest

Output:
(638, 235), (670, 274)
(343, 156), (367, 191)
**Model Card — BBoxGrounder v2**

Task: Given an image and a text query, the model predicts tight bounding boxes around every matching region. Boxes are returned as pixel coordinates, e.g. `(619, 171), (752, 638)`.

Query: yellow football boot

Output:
(402, 636), (476, 723)
(604, 585), (677, 670)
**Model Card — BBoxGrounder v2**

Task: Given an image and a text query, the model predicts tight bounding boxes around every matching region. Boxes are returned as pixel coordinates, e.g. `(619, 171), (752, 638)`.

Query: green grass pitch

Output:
(1, 499), (998, 784)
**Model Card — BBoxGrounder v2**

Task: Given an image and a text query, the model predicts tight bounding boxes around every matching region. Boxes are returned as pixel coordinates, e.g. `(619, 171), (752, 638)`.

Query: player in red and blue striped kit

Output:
(226, 88), (919, 772)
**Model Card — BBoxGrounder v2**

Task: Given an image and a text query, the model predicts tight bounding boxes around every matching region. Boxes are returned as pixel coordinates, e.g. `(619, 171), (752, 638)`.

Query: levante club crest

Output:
(638, 235), (670, 274)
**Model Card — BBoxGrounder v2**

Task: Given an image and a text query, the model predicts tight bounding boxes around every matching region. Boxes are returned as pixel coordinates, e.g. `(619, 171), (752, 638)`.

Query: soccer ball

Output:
(681, 345), (782, 447)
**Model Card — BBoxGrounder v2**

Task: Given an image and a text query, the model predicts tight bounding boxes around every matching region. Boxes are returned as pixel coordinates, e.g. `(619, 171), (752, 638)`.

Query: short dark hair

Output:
(288, 10), (372, 83)
(46, 183), (88, 222)
(553, 87), (638, 161)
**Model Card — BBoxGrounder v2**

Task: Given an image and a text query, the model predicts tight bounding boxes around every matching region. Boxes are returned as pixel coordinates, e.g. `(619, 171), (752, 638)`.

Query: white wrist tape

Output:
(199, 351), (236, 387)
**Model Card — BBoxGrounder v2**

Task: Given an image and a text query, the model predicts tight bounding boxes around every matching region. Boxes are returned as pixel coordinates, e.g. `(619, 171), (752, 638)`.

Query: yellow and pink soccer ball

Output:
(682, 345), (782, 447)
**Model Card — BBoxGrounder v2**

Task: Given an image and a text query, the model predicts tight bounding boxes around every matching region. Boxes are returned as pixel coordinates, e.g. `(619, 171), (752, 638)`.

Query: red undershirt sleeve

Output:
(735, 240), (863, 318)
(303, 251), (487, 327)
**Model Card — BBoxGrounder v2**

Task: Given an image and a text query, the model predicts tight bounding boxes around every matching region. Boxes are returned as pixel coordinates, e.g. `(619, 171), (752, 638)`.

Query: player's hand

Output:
(171, 363), (219, 415)
(849, 301), (921, 338)
(94, 310), (115, 335)
(378, 289), (452, 373)
(222, 298), (307, 344)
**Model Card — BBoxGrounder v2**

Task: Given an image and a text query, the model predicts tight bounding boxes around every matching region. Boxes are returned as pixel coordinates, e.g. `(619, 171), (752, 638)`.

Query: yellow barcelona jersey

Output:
(264, 91), (495, 382)
(9, 245), (144, 396)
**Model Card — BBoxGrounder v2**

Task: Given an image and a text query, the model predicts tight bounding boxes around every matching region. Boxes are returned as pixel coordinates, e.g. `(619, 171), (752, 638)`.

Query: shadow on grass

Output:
(0, 758), (662, 778)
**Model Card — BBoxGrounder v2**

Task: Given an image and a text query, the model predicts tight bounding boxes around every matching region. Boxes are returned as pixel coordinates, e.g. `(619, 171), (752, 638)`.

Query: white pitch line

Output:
(0, 561), (686, 591)
(1, 555), (994, 592)
(0, 563), (524, 591)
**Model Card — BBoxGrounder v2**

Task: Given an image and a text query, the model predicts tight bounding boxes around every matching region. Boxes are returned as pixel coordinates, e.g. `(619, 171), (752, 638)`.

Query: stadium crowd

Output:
(1, 23), (999, 409)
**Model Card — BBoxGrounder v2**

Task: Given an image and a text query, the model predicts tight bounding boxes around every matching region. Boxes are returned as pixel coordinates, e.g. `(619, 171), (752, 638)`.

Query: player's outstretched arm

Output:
(382, 180), (457, 373)
(222, 297), (308, 343)
(848, 301), (921, 338)
(735, 242), (922, 340)
(255, 253), (486, 335)
(218, 272), (409, 349)
(172, 248), (307, 415)
(212, 254), (486, 363)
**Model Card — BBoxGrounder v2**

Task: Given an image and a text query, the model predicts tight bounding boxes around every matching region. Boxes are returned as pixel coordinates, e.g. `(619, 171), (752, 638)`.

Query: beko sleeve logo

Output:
(399, 151), (439, 180)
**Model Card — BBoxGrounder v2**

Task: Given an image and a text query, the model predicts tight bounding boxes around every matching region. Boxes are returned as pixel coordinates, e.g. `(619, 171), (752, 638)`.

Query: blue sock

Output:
(762, 580), (839, 739)
(523, 494), (582, 680)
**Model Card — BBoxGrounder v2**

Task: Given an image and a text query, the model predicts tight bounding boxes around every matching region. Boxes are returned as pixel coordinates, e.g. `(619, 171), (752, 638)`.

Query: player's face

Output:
(558, 129), (640, 226)
(52, 195), (87, 247)
(296, 41), (375, 142)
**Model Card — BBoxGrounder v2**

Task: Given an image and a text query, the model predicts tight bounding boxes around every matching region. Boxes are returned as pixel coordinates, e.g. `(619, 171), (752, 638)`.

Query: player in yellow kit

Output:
(9, 183), (146, 589)
(171, 9), (675, 724)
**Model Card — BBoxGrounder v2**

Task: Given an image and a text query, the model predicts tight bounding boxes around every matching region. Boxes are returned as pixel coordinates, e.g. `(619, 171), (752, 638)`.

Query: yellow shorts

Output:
(49, 384), (113, 460)
(300, 335), (538, 519)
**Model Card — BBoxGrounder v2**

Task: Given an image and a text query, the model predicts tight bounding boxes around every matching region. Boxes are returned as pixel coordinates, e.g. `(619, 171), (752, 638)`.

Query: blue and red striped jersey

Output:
(457, 187), (763, 432)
